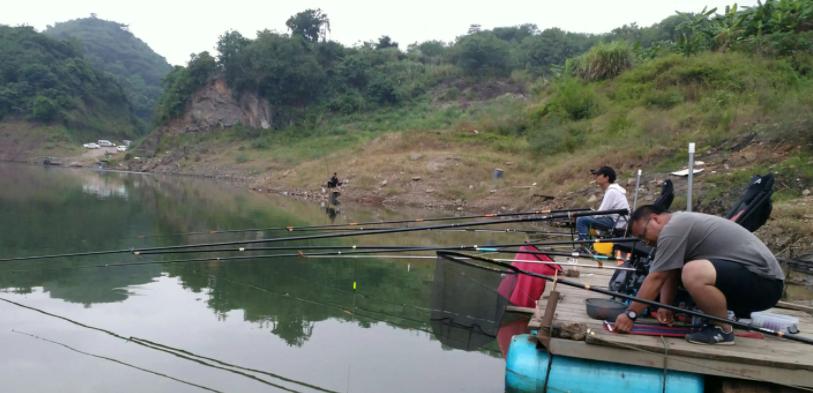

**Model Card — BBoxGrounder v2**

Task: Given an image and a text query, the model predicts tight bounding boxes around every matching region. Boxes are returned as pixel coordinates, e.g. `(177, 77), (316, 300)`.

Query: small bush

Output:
(642, 87), (684, 109)
(542, 78), (602, 121)
(328, 91), (367, 114)
(528, 119), (587, 155)
(31, 95), (59, 122)
(235, 153), (250, 163)
(569, 41), (634, 81)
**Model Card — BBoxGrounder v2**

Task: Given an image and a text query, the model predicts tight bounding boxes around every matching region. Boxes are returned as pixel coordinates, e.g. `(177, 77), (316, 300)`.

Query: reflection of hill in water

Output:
(165, 254), (434, 346)
(0, 164), (520, 349)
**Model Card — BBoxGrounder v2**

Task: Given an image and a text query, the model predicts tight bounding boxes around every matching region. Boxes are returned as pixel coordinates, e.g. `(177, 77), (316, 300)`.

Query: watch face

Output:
(627, 310), (637, 320)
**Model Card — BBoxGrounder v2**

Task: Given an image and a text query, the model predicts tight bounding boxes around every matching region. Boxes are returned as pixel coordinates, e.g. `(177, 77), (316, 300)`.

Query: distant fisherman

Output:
(614, 205), (785, 345)
(576, 166), (629, 239)
(327, 172), (341, 188)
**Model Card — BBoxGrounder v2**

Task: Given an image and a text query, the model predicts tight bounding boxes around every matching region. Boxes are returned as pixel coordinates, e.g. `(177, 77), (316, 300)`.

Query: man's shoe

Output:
(686, 324), (735, 345)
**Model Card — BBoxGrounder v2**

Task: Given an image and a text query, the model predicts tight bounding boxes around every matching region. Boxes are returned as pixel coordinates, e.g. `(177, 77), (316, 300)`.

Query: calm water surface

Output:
(0, 164), (529, 393)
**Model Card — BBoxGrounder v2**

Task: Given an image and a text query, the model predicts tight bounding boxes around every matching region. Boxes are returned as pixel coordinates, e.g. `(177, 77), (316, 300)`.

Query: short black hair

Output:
(590, 166), (617, 183)
(630, 204), (669, 224)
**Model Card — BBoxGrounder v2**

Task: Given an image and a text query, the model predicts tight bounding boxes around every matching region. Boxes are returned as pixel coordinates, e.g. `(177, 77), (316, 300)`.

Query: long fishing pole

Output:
(1, 241), (638, 274)
(307, 255), (635, 271)
(131, 237), (638, 257)
(131, 207), (591, 239)
(210, 226), (573, 235)
(0, 209), (629, 263)
(438, 251), (813, 345)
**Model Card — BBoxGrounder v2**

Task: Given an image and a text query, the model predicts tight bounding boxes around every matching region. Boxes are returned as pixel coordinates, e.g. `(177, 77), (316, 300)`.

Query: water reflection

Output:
(0, 164), (521, 392)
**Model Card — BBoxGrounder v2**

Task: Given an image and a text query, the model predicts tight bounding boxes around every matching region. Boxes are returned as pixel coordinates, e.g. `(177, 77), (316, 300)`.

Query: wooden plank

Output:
(505, 305), (535, 314)
(586, 327), (813, 371)
(776, 301), (813, 315)
(548, 338), (813, 389)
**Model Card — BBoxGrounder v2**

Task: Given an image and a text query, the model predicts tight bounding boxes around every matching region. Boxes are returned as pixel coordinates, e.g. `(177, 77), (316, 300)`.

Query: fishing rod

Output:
(307, 255), (635, 271)
(0, 209), (629, 263)
(3, 238), (640, 274)
(204, 226), (573, 235)
(1, 239), (637, 273)
(129, 207), (591, 239)
(130, 237), (638, 257)
(438, 251), (813, 345)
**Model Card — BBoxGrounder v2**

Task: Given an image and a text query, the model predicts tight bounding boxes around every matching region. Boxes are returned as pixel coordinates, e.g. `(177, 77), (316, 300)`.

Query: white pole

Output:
(687, 143), (695, 212)
(632, 169), (642, 211)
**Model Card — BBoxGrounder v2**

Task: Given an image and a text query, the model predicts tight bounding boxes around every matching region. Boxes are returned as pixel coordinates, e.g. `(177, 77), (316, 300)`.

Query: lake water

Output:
(0, 164), (530, 393)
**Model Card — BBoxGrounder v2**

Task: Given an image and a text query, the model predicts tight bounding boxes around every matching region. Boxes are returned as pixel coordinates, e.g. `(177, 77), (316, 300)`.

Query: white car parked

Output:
(116, 145), (127, 152)
(98, 140), (114, 147)
(83, 143), (100, 149)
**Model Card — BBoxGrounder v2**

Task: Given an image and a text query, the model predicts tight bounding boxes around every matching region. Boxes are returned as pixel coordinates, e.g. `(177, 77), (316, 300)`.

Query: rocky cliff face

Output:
(164, 78), (272, 132)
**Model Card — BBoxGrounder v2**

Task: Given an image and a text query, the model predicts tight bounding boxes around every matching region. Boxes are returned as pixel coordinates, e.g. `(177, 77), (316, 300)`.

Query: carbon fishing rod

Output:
(206, 226), (574, 235)
(307, 255), (636, 271)
(129, 207), (590, 239)
(0, 209), (628, 263)
(439, 251), (813, 345)
(3, 241), (639, 274)
(130, 237), (638, 257)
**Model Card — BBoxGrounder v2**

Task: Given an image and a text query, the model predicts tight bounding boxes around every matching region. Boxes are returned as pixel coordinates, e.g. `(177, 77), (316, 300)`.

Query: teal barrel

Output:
(505, 334), (704, 393)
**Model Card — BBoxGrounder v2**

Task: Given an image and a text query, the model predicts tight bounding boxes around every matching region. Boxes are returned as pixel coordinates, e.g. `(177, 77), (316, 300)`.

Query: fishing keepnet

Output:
(429, 253), (514, 350)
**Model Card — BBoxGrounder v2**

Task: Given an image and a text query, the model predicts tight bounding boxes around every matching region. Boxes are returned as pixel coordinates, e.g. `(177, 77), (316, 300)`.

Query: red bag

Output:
(499, 245), (562, 307)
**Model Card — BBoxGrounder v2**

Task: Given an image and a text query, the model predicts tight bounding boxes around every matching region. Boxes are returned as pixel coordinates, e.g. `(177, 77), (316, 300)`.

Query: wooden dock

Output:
(522, 263), (813, 389)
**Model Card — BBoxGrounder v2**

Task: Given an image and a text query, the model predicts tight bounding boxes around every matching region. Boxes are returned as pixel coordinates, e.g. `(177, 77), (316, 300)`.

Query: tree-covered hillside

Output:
(0, 25), (140, 139)
(45, 16), (172, 124)
(154, 9), (632, 126)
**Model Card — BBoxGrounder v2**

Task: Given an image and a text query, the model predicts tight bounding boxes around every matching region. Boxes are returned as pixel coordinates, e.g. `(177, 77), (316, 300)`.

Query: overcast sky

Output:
(3, 0), (759, 66)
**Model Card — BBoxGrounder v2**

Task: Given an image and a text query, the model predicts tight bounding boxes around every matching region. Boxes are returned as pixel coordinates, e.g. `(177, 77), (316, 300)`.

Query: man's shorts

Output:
(709, 259), (784, 318)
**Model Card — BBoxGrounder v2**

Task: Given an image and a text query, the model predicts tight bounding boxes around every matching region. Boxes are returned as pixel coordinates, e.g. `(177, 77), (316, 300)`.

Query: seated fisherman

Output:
(576, 166), (629, 239)
(613, 205), (785, 345)
(327, 172), (341, 188)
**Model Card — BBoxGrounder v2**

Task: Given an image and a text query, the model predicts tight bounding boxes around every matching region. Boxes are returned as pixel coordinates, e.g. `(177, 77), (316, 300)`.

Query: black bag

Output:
(725, 174), (774, 232)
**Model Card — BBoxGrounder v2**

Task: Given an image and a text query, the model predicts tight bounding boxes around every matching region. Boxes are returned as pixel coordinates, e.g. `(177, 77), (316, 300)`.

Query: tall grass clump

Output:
(568, 41), (634, 81)
(535, 78), (603, 121)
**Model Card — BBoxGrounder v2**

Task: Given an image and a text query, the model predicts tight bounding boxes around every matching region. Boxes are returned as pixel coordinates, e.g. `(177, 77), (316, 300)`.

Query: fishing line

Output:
(0, 297), (338, 393)
(0, 209), (629, 263)
(438, 252), (813, 345)
(12, 330), (225, 393)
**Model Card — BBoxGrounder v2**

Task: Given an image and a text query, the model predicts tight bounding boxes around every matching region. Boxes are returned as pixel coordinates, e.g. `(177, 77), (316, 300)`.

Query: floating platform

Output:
(510, 262), (813, 390)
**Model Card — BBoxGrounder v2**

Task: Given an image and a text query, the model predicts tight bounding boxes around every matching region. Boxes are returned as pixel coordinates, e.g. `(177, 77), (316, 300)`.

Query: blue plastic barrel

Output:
(505, 334), (704, 393)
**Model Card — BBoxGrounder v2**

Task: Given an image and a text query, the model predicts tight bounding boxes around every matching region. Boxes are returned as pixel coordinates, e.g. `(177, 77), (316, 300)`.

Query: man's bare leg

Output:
(681, 259), (732, 332)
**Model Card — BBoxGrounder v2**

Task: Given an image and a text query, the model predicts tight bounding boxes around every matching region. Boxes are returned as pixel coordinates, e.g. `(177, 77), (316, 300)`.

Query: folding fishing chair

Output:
(724, 174), (774, 232)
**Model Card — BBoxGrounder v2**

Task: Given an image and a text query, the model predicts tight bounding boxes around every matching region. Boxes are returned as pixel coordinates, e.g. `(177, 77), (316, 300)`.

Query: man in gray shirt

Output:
(614, 204), (784, 345)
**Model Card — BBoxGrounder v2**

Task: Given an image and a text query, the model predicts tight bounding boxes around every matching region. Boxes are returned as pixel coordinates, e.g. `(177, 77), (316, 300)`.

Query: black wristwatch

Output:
(625, 310), (638, 321)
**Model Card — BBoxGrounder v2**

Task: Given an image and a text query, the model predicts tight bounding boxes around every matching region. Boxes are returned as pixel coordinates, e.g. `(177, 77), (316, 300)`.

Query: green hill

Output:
(0, 25), (140, 142)
(134, 1), (813, 252)
(45, 16), (172, 124)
